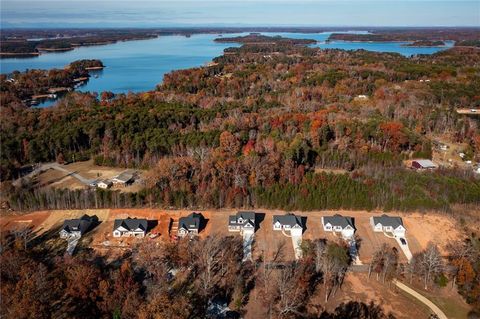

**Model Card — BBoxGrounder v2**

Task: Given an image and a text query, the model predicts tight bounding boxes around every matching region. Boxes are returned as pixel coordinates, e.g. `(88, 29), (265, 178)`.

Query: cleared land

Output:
(0, 208), (471, 317)
(33, 160), (145, 192)
(1, 208), (463, 263)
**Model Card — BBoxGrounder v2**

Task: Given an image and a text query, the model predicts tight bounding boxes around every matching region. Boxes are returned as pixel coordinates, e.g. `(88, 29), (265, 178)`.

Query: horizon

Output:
(1, 1), (479, 29)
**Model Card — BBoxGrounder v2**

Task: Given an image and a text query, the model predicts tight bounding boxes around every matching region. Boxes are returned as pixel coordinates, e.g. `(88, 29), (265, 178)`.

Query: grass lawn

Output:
(398, 283), (471, 319)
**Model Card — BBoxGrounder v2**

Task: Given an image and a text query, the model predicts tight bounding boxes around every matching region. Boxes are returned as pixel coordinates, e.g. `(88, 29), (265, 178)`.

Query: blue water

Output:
(0, 31), (454, 107)
(268, 32), (454, 55)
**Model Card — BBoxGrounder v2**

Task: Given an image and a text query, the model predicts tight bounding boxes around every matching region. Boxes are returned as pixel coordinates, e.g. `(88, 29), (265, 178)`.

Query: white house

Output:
(322, 214), (355, 238)
(371, 214), (406, 237)
(178, 213), (203, 237)
(228, 211), (255, 235)
(113, 218), (148, 238)
(97, 180), (113, 189)
(273, 214), (304, 236)
(59, 215), (93, 238)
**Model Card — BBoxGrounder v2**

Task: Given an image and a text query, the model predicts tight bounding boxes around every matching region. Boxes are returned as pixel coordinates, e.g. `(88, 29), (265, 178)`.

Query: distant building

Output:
(113, 218), (148, 238)
(322, 214), (355, 238)
(411, 159), (437, 170)
(111, 172), (134, 187)
(178, 213), (203, 237)
(59, 215), (93, 238)
(97, 180), (113, 189)
(273, 214), (304, 236)
(228, 211), (255, 235)
(371, 214), (406, 237)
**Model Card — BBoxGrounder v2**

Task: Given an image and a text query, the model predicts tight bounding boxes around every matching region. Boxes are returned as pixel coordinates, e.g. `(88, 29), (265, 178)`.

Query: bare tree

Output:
(316, 241), (350, 302)
(418, 243), (443, 289)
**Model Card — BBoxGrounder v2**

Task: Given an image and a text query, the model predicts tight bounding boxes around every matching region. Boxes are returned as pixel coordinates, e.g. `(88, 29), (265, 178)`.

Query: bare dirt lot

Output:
(36, 160), (145, 192)
(0, 208), (464, 262)
(0, 211), (51, 232)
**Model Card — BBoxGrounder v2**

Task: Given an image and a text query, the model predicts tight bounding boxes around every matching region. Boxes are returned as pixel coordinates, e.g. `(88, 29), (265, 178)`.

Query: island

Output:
(0, 59), (104, 107)
(214, 33), (317, 45)
(403, 40), (446, 47)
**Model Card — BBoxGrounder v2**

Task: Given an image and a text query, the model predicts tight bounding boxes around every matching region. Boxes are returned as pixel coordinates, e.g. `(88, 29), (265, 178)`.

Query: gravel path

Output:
(393, 279), (447, 319)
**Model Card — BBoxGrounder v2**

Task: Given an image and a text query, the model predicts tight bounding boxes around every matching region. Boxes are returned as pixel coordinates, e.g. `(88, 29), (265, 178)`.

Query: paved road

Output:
(393, 279), (448, 319)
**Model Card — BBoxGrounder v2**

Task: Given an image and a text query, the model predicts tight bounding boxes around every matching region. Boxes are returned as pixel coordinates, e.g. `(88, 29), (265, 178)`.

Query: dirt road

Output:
(13, 162), (94, 187)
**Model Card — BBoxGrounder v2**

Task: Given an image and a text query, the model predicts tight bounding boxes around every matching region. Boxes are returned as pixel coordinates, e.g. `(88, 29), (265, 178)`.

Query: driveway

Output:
(291, 235), (303, 260)
(395, 237), (413, 261)
(347, 238), (362, 265)
(66, 235), (81, 255)
(13, 162), (94, 187)
(242, 232), (254, 262)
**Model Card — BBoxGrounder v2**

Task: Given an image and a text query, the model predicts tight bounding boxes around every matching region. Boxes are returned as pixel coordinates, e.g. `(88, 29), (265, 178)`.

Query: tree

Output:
(418, 243), (443, 289)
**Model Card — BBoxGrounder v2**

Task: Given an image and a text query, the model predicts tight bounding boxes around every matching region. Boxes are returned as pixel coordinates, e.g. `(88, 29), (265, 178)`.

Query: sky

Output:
(1, 0), (479, 28)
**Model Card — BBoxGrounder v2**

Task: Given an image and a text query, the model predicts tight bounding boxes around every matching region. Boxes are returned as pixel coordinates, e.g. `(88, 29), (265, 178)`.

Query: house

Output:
(371, 214), (406, 237)
(59, 215), (93, 238)
(273, 214), (304, 236)
(411, 159), (437, 170)
(97, 180), (113, 189)
(111, 172), (134, 187)
(113, 218), (148, 238)
(228, 211), (255, 235)
(322, 214), (355, 238)
(178, 213), (203, 237)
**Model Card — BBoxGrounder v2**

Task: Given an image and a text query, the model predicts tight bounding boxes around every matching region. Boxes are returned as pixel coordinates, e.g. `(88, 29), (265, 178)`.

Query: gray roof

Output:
(273, 214), (303, 228)
(114, 217), (148, 232)
(372, 214), (404, 229)
(61, 215), (92, 234)
(229, 211), (256, 226)
(413, 159), (436, 168)
(179, 213), (202, 231)
(113, 172), (134, 183)
(323, 214), (354, 229)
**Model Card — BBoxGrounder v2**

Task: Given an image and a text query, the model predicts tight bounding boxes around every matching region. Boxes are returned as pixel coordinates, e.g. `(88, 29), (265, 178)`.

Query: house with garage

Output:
(228, 211), (256, 235)
(112, 172), (134, 187)
(113, 217), (148, 238)
(322, 214), (355, 238)
(371, 214), (406, 237)
(97, 180), (113, 189)
(59, 215), (93, 238)
(411, 159), (437, 170)
(178, 212), (203, 237)
(273, 214), (304, 236)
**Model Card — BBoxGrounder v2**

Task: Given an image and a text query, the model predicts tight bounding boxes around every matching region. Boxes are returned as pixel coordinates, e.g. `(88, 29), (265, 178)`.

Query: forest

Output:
(0, 59), (103, 106)
(328, 28), (480, 46)
(1, 31), (480, 318)
(3, 223), (479, 319)
(1, 37), (479, 212)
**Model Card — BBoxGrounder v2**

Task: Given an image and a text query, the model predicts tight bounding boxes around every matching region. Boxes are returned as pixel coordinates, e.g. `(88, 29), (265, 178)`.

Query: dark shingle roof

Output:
(229, 211), (256, 226)
(273, 214), (303, 228)
(113, 217), (148, 231)
(372, 214), (404, 229)
(323, 214), (354, 228)
(179, 213), (202, 231)
(61, 215), (92, 234)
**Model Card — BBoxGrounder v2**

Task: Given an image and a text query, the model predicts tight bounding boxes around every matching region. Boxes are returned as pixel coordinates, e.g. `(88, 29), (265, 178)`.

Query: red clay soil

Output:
(0, 211), (51, 232)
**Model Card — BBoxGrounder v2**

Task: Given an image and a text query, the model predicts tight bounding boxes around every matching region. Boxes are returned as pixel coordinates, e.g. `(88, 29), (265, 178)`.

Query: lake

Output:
(0, 31), (454, 106)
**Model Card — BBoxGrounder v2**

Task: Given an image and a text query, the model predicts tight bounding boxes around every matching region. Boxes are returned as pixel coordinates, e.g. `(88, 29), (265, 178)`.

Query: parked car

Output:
(400, 238), (407, 245)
